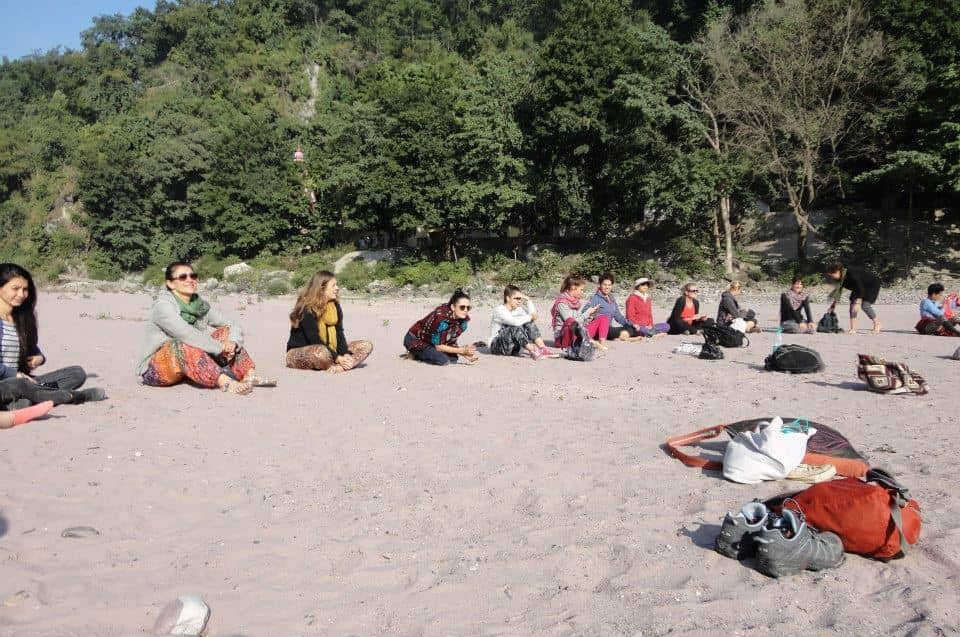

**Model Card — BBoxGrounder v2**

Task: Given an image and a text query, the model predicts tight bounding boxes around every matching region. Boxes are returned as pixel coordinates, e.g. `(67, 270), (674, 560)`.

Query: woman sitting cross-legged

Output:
(625, 277), (669, 337)
(587, 273), (645, 343)
(286, 270), (373, 372)
(403, 289), (478, 365)
(717, 281), (759, 333)
(489, 285), (558, 359)
(0, 262), (106, 409)
(138, 261), (275, 394)
(667, 282), (715, 335)
(551, 273), (601, 352)
(780, 276), (815, 333)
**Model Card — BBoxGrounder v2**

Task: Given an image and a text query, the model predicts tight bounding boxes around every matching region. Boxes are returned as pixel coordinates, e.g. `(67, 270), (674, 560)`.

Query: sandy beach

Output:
(1, 290), (959, 636)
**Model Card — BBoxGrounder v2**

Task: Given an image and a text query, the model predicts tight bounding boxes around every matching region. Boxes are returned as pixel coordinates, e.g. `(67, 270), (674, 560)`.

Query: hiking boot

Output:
(755, 508), (845, 578)
(715, 499), (769, 559)
(71, 387), (107, 404)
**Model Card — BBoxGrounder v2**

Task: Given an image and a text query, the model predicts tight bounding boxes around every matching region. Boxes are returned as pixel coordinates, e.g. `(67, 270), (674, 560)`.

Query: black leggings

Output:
(0, 365), (87, 409)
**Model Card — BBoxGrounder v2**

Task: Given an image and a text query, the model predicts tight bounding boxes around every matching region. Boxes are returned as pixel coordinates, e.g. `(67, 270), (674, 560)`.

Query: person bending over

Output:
(825, 262), (881, 335)
(287, 270), (373, 372)
(138, 261), (275, 394)
(667, 283), (714, 335)
(489, 285), (557, 359)
(404, 289), (478, 365)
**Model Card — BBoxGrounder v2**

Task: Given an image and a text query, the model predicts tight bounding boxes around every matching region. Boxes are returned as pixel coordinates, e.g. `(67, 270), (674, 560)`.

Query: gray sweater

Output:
(136, 291), (244, 376)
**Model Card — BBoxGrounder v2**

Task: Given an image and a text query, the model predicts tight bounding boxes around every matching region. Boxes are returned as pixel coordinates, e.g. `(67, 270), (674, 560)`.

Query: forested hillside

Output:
(1, 0), (957, 284)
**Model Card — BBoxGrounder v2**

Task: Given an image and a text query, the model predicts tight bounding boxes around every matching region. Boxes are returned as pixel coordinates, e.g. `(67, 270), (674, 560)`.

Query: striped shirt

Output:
(0, 318), (20, 375)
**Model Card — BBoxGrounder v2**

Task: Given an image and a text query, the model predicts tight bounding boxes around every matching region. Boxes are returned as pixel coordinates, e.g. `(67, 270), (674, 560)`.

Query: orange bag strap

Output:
(664, 425), (726, 470)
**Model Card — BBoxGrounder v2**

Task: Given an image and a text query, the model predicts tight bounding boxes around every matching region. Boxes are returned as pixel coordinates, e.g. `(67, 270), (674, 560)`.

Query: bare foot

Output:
(871, 322), (882, 334)
(222, 379), (252, 395)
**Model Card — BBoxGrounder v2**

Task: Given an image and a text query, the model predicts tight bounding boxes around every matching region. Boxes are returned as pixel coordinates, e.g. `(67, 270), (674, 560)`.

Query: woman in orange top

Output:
(667, 282), (714, 335)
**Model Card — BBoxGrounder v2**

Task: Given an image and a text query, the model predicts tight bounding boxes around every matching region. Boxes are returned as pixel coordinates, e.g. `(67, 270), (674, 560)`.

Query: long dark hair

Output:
(0, 263), (39, 374)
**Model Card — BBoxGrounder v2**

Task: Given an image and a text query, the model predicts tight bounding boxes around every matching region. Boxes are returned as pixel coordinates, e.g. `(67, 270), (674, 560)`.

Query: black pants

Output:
(403, 333), (457, 366)
(490, 322), (541, 355)
(0, 366), (87, 410)
(606, 324), (640, 340)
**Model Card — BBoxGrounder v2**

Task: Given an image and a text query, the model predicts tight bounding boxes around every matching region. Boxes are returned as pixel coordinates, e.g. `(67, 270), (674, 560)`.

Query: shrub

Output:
(336, 259), (376, 291)
(264, 277), (293, 295)
(86, 250), (123, 281)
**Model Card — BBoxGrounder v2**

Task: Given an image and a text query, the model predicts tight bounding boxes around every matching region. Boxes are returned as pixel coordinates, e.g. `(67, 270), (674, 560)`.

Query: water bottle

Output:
(773, 328), (783, 352)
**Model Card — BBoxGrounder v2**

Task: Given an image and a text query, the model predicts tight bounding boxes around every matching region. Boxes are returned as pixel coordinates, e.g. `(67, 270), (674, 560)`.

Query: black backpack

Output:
(817, 311), (843, 333)
(764, 344), (824, 373)
(701, 324), (748, 348)
(699, 342), (724, 360)
(564, 322), (596, 362)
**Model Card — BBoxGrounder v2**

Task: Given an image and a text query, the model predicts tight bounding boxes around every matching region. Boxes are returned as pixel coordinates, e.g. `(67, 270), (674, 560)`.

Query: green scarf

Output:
(170, 289), (210, 325)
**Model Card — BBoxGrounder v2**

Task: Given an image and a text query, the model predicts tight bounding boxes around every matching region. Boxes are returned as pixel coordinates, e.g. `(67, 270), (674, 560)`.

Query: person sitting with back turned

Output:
(667, 282), (715, 335)
(286, 270), (373, 372)
(138, 261), (275, 394)
(717, 281), (759, 333)
(404, 289), (478, 365)
(780, 276), (816, 334)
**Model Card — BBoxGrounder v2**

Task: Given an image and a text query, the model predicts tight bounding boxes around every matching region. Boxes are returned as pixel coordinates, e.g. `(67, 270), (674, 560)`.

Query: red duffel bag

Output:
(775, 468), (921, 560)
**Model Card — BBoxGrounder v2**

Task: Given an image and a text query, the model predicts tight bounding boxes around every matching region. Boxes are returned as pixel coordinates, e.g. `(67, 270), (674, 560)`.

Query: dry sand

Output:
(1, 290), (959, 636)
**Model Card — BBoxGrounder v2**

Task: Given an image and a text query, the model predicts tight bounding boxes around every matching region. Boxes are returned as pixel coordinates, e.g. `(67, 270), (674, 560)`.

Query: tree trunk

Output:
(796, 209), (808, 264)
(719, 195), (734, 275)
(711, 207), (722, 254)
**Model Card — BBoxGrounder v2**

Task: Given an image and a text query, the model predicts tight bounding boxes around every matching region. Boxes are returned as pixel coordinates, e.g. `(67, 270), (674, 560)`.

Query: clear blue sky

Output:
(0, 0), (149, 60)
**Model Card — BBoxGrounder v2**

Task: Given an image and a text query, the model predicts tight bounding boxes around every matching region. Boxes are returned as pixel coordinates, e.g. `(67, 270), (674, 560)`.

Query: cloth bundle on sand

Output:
(664, 417), (869, 478)
(857, 354), (929, 395)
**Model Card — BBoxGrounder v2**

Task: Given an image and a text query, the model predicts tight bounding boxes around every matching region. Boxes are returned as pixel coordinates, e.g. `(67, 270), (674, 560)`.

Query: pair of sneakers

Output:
(715, 499), (845, 578)
(528, 347), (560, 360)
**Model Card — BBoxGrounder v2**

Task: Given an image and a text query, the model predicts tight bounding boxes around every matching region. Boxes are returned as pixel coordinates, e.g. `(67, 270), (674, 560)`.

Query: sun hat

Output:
(634, 277), (652, 288)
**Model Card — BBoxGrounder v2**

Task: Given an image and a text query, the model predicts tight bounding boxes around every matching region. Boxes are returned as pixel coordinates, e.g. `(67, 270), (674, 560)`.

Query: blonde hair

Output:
(290, 270), (337, 327)
(728, 281), (742, 293)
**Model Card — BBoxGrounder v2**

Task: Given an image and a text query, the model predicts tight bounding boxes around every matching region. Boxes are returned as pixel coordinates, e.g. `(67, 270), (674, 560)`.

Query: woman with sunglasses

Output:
(0, 262), (106, 410)
(488, 284), (557, 359)
(138, 261), (275, 394)
(286, 270), (373, 372)
(667, 282), (714, 335)
(404, 289), (478, 365)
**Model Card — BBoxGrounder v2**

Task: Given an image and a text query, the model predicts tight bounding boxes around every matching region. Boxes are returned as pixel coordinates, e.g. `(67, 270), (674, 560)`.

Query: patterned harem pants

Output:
(141, 327), (255, 388)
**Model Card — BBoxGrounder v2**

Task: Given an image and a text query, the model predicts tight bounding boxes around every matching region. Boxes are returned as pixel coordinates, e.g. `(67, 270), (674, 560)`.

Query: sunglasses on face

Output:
(457, 304), (472, 311)
(510, 296), (523, 301)
(173, 273), (199, 281)
(687, 289), (699, 293)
